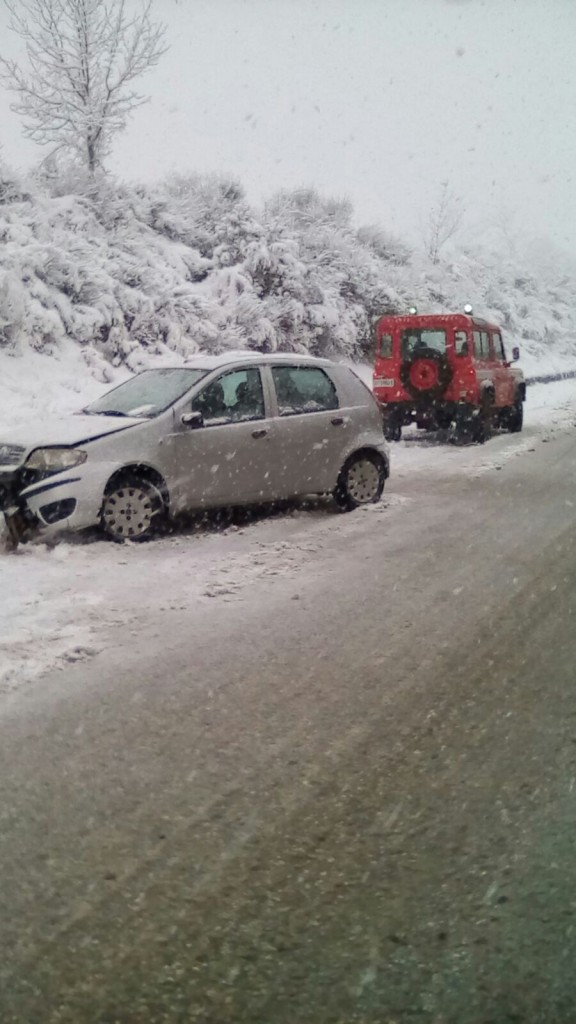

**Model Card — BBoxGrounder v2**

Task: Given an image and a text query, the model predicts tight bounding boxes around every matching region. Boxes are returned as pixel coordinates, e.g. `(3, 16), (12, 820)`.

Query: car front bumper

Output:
(0, 462), (115, 544)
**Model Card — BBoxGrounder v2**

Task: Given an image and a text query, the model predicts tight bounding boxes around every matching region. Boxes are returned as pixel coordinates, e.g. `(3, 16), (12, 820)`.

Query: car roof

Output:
(182, 351), (336, 370)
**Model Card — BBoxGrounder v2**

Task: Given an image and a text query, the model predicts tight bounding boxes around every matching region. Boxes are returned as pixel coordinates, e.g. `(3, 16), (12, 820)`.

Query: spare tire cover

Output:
(399, 348), (453, 401)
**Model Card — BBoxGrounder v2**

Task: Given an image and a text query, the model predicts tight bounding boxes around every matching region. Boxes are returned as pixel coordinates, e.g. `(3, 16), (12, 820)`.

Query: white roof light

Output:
(463, 303), (473, 314)
(408, 306), (417, 314)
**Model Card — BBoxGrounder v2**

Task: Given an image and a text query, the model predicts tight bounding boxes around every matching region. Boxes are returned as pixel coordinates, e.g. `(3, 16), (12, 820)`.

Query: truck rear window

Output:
(401, 329), (446, 358)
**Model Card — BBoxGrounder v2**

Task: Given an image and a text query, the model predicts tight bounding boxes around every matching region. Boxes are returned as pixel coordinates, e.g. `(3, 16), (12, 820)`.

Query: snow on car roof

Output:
(183, 351), (334, 369)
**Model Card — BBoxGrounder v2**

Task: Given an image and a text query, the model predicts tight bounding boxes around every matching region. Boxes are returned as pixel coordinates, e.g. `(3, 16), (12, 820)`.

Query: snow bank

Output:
(0, 342), (110, 431)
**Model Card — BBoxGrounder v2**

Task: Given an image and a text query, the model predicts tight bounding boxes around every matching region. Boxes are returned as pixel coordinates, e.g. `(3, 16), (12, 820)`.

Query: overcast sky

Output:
(1, 0), (574, 253)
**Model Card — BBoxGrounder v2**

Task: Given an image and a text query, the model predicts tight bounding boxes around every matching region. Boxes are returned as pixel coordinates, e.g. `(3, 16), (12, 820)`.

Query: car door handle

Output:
(252, 428), (268, 439)
(331, 416), (345, 426)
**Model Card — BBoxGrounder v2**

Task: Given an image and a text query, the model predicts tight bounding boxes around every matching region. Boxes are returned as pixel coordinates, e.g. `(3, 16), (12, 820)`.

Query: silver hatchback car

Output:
(0, 353), (389, 544)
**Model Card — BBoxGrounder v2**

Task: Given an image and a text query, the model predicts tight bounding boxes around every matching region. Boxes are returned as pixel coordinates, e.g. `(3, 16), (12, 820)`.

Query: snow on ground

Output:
(0, 497), (408, 693)
(393, 378), (576, 480)
(1, 348), (576, 693)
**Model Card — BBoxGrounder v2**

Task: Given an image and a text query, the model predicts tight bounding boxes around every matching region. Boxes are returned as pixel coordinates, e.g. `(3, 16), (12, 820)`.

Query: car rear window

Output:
(272, 366), (338, 415)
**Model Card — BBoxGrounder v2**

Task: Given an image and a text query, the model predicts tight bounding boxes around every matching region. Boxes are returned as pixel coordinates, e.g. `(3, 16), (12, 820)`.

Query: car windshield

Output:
(83, 368), (207, 418)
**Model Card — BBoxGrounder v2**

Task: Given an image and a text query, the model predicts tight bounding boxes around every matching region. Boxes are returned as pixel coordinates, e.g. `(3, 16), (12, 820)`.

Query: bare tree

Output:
(487, 205), (520, 261)
(0, 0), (166, 173)
(421, 181), (464, 263)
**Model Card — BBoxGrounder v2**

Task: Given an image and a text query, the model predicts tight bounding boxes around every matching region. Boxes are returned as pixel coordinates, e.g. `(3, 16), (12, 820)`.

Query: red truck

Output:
(372, 311), (525, 443)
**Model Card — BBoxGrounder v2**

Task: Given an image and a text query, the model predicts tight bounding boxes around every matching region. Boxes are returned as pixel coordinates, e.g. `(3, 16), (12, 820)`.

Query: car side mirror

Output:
(181, 411), (204, 429)
(511, 346), (520, 362)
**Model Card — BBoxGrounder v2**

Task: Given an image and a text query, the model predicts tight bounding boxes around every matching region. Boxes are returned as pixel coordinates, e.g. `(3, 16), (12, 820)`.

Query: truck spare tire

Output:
(399, 348), (453, 401)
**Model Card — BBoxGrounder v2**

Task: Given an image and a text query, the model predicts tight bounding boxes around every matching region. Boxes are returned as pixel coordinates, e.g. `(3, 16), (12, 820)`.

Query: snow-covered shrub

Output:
(0, 162), (575, 381)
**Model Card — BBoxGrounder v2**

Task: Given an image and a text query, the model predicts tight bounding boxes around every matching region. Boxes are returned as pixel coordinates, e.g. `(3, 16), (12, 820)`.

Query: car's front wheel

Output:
(333, 451), (386, 511)
(101, 476), (166, 541)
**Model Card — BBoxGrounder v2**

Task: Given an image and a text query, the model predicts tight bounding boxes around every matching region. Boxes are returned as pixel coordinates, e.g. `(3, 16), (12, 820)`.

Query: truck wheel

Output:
(452, 395), (491, 445)
(507, 396), (524, 433)
(384, 417), (402, 442)
(472, 392), (494, 444)
(435, 410), (453, 431)
(453, 416), (473, 445)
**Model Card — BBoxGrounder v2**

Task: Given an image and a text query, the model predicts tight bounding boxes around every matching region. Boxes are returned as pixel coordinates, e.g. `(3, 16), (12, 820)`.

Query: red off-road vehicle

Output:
(372, 311), (525, 443)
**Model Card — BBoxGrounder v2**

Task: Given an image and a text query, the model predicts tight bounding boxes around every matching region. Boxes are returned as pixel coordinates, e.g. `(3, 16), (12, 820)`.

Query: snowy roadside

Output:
(393, 377), (576, 480)
(1, 350), (575, 694)
(0, 497), (409, 693)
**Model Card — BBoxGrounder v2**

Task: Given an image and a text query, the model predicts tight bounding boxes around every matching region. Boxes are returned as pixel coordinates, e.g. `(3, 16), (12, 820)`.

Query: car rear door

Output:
(268, 364), (347, 497)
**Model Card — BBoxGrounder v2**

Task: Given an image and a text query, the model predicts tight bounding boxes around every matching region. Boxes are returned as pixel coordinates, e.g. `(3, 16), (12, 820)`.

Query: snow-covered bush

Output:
(0, 160), (576, 381)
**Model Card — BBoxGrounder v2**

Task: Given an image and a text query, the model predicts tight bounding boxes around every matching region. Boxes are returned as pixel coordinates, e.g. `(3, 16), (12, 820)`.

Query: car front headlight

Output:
(25, 447), (88, 473)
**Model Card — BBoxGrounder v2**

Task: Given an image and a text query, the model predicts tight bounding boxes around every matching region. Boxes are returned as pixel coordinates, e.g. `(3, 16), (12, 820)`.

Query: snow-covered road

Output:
(1, 378), (575, 693)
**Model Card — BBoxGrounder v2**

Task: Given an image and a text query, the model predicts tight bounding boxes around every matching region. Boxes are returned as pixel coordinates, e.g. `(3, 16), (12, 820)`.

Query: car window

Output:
(473, 330), (490, 359)
(454, 330), (469, 356)
(401, 329), (446, 358)
(271, 366), (338, 415)
(192, 368), (265, 425)
(492, 332), (506, 360)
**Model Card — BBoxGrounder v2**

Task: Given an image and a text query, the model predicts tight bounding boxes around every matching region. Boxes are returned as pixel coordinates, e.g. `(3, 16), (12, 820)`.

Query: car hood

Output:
(0, 414), (146, 458)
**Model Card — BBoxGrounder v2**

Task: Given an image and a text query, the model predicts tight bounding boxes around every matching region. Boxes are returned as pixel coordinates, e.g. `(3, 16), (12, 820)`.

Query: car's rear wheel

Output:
(101, 476), (166, 541)
(333, 451), (386, 511)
